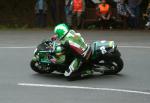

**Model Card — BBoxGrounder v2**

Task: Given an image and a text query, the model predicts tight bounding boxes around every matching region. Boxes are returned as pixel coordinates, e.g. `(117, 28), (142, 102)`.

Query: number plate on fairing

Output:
(91, 40), (116, 56)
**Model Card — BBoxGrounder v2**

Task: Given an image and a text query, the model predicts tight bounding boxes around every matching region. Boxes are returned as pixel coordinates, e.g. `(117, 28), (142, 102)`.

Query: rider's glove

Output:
(51, 35), (57, 41)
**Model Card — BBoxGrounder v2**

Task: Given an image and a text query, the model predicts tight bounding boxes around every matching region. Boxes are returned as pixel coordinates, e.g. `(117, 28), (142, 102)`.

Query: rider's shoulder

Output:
(75, 33), (81, 36)
(69, 29), (81, 36)
(69, 29), (76, 34)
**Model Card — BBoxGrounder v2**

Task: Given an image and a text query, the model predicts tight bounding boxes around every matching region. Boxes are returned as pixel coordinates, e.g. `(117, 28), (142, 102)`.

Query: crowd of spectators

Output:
(35, 0), (150, 30)
(89, 0), (149, 29)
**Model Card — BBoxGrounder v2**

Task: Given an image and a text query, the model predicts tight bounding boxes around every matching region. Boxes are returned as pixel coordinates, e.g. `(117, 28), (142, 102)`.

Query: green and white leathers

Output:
(54, 24), (92, 78)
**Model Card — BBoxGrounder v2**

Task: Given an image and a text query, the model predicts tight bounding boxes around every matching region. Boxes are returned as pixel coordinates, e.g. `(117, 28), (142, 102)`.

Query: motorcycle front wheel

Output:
(30, 60), (53, 74)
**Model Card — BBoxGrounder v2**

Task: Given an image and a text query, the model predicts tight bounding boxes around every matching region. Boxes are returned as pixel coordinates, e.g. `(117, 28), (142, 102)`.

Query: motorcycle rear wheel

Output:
(103, 57), (124, 75)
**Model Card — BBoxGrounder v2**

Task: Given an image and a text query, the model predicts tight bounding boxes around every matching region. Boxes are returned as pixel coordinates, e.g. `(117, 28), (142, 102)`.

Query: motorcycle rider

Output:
(52, 23), (93, 80)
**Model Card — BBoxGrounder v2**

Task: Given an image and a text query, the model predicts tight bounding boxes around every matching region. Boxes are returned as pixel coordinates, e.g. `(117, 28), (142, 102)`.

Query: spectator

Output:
(128, 0), (142, 29)
(108, 0), (118, 17)
(71, 0), (85, 29)
(50, 0), (57, 26)
(145, 2), (150, 28)
(35, 0), (47, 28)
(50, 0), (65, 26)
(65, 0), (72, 26)
(96, 0), (112, 29)
(140, 0), (149, 14)
(140, 0), (149, 29)
(116, 0), (135, 29)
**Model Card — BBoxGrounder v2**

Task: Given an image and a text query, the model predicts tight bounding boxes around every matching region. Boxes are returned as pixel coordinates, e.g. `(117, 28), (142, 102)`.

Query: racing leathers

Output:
(59, 30), (92, 78)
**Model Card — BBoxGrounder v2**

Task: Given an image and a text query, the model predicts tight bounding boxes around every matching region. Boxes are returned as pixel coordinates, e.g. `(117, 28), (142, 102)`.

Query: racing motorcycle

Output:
(30, 39), (124, 76)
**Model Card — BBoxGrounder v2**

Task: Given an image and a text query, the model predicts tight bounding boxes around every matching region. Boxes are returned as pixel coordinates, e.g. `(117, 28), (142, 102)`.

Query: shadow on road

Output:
(31, 72), (127, 82)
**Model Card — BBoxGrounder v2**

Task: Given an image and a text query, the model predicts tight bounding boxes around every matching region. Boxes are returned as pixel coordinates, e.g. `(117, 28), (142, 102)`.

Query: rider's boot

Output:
(66, 70), (93, 81)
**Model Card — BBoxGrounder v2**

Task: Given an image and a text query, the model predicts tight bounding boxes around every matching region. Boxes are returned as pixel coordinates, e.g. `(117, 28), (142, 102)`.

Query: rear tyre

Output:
(103, 57), (124, 75)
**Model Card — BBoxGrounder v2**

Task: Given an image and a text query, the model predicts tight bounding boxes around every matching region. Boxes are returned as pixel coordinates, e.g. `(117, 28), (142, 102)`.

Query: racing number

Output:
(100, 46), (107, 54)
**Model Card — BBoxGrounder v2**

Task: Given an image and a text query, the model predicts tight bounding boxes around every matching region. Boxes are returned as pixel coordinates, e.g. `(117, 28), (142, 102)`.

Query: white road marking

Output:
(0, 45), (150, 49)
(18, 83), (150, 95)
(119, 46), (150, 49)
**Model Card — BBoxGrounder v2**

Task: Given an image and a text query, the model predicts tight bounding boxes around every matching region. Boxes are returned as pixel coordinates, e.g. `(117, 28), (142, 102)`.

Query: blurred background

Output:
(0, 0), (149, 29)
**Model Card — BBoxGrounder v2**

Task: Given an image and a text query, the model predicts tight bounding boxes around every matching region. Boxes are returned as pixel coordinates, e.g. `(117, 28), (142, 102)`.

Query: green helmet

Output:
(54, 24), (69, 40)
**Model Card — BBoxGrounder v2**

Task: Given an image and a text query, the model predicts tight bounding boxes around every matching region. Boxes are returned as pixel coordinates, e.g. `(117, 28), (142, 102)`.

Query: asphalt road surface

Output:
(0, 30), (150, 103)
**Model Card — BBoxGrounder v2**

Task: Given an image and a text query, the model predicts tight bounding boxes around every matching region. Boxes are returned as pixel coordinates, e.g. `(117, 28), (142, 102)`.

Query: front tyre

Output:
(30, 60), (53, 74)
(103, 57), (124, 75)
